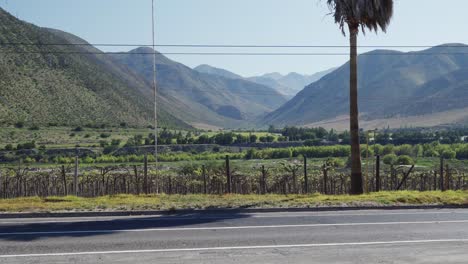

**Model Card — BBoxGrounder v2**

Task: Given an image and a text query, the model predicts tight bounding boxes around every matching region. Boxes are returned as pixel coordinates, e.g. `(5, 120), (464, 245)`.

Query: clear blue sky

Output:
(2, 0), (468, 76)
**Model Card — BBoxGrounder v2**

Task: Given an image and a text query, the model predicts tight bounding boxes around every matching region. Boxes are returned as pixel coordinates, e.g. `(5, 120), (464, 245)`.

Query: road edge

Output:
(1, 205), (468, 219)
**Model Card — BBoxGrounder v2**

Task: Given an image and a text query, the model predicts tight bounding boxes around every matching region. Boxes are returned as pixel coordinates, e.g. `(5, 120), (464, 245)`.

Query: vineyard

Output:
(1, 156), (466, 199)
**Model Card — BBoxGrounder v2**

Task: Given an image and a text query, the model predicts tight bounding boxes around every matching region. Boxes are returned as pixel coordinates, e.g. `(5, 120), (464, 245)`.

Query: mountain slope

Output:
(0, 8), (190, 129)
(263, 44), (468, 127)
(194, 64), (242, 79)
(111, 50), (287, 128)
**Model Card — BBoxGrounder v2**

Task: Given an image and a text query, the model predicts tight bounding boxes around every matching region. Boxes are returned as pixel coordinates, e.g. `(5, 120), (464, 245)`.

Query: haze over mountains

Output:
(247, 69), (336, 98)
(194, 64), (334, 98)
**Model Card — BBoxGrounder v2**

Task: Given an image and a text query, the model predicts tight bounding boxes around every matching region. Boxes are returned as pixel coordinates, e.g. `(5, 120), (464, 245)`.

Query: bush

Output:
(397, 155), (415, 165)
(17, 141), (36, 150)
(441, 150), (456, 160)
(29, 125), (40, 130)
(304, 139), (321, 146)
(383, 154), (398, 165)
(456, 145), (468, 159)
(14, 121), (24, 128)
(4, 144), (13, 151)
(100, 133), (111, 139)
(395, 144), (413, 156)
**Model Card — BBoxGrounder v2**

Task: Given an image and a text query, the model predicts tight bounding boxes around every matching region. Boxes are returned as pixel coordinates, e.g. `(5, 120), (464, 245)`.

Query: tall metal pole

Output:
(151, 0), (158, 171)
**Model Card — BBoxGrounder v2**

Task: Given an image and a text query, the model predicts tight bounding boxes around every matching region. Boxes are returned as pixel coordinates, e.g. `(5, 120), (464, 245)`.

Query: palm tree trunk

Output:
(349, 25), (363, 195)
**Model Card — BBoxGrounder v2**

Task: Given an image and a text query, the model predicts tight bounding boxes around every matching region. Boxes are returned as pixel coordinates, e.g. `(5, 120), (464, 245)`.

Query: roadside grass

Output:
(0, 191), (466, 213)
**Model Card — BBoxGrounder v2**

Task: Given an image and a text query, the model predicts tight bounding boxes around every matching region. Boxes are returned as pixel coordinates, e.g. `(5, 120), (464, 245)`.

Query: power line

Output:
(2, 51), (468, 56)
(1, 43), (467, 48)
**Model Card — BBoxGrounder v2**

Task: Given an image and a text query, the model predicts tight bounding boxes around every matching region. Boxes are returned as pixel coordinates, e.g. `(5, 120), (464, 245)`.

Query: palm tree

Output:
(326, 0), (394, 194)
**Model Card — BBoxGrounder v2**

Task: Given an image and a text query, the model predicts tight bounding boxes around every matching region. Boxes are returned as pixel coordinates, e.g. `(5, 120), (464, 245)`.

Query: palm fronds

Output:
(327, 0), (394, 34)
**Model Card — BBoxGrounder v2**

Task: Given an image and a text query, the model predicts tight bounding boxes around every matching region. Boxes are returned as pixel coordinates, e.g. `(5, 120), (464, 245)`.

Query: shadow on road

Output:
(0, 211), (252, 242)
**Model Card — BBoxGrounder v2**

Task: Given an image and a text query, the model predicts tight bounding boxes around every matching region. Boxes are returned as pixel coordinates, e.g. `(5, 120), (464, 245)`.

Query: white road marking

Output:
(1, 239), (468, 258)
(1, 210), (467, 224)
(0, 220), (467, 236)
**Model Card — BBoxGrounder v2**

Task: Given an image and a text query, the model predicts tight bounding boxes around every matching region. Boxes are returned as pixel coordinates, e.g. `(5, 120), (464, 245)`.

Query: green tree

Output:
(327, 0), (394, 194)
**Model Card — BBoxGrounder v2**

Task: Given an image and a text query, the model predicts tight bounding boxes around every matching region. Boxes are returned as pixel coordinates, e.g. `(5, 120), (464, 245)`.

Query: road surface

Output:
(0, 209), (468, 263)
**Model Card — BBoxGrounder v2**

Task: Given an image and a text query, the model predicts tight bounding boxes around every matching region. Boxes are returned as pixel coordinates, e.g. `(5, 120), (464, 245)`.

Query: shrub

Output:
(456, 145), (468, 159)
(17, 141), (36, 150)
(100, 133), (111, 139)
(4, 144), (13, 151)
(395, 144), (413, 156)
(397, 155), (415, 165)
(383, 154), (398, 165)
(14, 121), (24, 128)
(441, 150), (456, 160)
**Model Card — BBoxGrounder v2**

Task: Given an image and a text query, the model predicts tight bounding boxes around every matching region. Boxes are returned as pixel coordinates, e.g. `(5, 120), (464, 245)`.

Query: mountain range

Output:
(247, 69), (336, 98)
(2, 6), (468, 131)
(194, 64), (334, 98)
(262, 45), (468, 129)
(111, 50), (287, 129)
(0, 8), (286, 130)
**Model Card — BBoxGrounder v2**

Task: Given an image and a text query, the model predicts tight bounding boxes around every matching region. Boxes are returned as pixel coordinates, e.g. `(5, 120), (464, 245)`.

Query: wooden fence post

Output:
(61, 165), (67, 196)
(225, 155), (231, 193)
(144, 154), (148, 194)
(202, 165), (207, 194)
(261, 165), (267, 194)
(0, 170), (3, 199)
(445, 164), (450, 191)
(375, 155), (381, 192)
(74, 156), (79, 196)
(440, 157), (445, 191)
(303, 155), (308, 194)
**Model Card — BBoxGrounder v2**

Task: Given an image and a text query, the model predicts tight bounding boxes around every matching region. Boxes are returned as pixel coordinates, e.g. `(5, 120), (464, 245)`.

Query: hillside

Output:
(262, 44), (468, 128)
(111, 50), (287, 128)
(194, 64), (242, 80)
(0, 8), (190, 129)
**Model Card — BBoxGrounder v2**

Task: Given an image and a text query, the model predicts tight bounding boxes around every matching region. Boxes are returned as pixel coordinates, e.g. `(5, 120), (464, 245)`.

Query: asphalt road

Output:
(0, 209), (468, 263)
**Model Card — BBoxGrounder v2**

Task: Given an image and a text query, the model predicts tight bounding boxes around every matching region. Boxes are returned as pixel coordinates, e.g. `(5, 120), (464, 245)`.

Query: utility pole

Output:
(151, 0), (159, 173)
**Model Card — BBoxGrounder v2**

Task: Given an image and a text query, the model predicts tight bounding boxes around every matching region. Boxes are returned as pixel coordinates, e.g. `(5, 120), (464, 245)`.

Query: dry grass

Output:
(0, 191), (466, 213)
